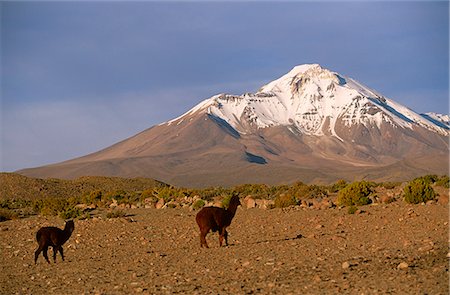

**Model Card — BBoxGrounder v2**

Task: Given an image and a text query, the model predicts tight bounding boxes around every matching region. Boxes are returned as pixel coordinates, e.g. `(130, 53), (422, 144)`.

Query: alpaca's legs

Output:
(219, 228), (228, 246)
(58, 246), (65, 261)
(34, 246), (43, 264)
(42, 246), (50, 263)
(52, 246), (57, 262)
(223, 229), (228, 246)
(200, 231), (209, 248)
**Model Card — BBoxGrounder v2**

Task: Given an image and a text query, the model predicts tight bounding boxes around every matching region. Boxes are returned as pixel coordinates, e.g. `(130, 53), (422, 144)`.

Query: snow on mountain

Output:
(163, 64), (449, 138)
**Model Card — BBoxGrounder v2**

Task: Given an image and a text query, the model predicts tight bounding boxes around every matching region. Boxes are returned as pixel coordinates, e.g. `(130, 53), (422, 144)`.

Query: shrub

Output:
(336, 181), (373, 206)
(221, 192), (240, 208)
(106, 209), (126, 219)
(274, 193), (297, 208)
(84, 190), (103, 205)
(33, 197), (69, 216)
(192, 199), (205, 210)
(347, 206), (358, 214)
(435, 175), (449, 188)
(419, 174), (439, 185)
(403, 178), (436, 204)
(330, 179), (348, 193)
(379, 182), (401, 190)
(289, 183), (328, 199)
(59, 207), (83, 219)
(0, 208), (18, 221)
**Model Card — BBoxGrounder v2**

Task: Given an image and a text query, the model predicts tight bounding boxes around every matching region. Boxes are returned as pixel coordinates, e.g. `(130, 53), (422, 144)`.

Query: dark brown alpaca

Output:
(195, 195), (241, 248)
(34, 220), (75, 264)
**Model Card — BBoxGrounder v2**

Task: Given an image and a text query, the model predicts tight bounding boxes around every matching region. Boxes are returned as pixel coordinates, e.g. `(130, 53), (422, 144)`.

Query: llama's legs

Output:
(52, 246), (57, 262)
(219, 228), (227, 246)
(34, 246), (43, 264)
(42, 246), (50, 263)
(200, 232), (209, 248)
(58, 246), (65, 261)
(223, 229), (228, 246)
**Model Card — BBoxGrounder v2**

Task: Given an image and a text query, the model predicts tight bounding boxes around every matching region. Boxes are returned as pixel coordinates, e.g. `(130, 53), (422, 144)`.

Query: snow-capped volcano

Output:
(165, 64), (449, 138)
(18, 64), (449, 187)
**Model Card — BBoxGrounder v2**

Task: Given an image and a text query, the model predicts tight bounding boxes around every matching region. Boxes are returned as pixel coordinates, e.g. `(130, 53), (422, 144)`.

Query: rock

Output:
(379, 194), (395, 204)
(320, 198), (335, 209)
(300, 200), (310, 208)
(437, 194), (449, 206)
(342, 261), (350, 269)
(243, 196), (256, 209)
(109, 199), (118, 208)
(311, 199), (321, 210)
(155, 198), (165, 209)
(313, 275), (322, 282)
(255, 199), (274, 210)
(397, 262), (409, 270)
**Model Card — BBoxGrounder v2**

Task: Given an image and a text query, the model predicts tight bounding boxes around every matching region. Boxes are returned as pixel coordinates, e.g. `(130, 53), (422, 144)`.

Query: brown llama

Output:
(34, 220), (75, 264)
(195, 195), (241, 248)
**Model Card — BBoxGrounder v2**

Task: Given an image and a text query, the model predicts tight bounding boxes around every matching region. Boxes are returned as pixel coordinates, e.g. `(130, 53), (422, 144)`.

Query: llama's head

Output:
(230, 195), (241, 207)
(65, 220), (75, 234)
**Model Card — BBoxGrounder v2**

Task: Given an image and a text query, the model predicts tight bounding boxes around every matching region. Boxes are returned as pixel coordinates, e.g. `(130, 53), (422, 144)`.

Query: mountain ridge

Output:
(17, 64), (449, 187)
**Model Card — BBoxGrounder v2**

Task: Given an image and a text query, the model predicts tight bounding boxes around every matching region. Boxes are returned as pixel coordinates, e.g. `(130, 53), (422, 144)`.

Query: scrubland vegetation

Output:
(0, 173), (448, 221)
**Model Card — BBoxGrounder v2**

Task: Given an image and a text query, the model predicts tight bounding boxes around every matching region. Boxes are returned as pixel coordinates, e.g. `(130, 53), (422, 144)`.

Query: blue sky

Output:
(1, 1), (449, 172)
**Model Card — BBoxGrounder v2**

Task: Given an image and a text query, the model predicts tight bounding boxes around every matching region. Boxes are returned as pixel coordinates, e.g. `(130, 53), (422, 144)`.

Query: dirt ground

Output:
(0, 201), (448, 295)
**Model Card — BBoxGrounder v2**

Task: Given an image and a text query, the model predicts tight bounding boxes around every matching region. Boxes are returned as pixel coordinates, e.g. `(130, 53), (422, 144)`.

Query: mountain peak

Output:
(258, 63), (342, 94)
(18, 64), (449, 186)
(164, 65), (449, 138)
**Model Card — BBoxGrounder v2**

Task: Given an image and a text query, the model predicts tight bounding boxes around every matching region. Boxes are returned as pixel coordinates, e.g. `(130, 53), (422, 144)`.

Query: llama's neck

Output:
(63, 226), (74, 242)
(226, 203), (239, 220)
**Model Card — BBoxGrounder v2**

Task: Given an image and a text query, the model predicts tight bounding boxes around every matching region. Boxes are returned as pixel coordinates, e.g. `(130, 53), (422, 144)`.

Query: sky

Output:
(1, 1), (449, 172)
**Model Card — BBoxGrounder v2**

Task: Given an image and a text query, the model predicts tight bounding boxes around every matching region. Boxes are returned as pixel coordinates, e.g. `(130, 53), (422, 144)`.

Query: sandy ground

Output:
(0, 201), (448, 294)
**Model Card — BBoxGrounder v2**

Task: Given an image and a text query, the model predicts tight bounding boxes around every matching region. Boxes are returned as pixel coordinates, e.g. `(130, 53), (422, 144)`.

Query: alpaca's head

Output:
(65, 220), (75, 234)
(230, 195), (241, 207)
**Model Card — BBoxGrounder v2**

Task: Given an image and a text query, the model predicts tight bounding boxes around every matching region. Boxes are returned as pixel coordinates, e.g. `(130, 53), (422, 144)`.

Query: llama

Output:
(195, 195), (241, 248)
(34, 220), (75, 264)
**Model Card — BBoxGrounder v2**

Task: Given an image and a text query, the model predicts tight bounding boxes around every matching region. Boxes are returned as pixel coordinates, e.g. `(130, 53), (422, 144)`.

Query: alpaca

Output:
(195, 195), (241, 248)
(34, 220), (75, 264)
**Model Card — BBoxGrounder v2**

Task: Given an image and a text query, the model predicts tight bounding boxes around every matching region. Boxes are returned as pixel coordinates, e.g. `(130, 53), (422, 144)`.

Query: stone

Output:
(379, 194), (395, 204)
(397, 262), (409, 270)
(244, 196), (256, 209)
(155, 198), (165, 209)
(320, 198), (335, 209)
(342, 261), (350, 269)
(437, 194), (449, 206)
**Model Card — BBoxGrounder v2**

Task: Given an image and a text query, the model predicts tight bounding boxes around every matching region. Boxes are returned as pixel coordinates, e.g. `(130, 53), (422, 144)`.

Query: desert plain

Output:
(0, 198), (448, 295)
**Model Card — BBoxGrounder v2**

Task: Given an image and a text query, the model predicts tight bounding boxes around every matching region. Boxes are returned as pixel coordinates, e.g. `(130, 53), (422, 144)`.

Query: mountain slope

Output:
(18, 64), (449, 187)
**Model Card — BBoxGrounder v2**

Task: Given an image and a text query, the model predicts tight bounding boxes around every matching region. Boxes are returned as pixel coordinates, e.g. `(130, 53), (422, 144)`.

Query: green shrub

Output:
(274, 193), (297, 208)
(59, 207), (83, 219)
(84, 190), (103, 205)
(403, 178), (436, 204)
(192, 199), (205, 210)
(330, 179), (348, 193)
(336, 181), (373, 206)
(347, 206), (358, 214)
(221, 194), (232, 208)
(418, 175), (438, 185)
(435, 175), (449, 188)
(0, 208), (19, 221)
(290, 183), (328, 199)
(106, 209), (126, 218)
(33, 197), (69, 216)
(379, 181), (401, 189)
